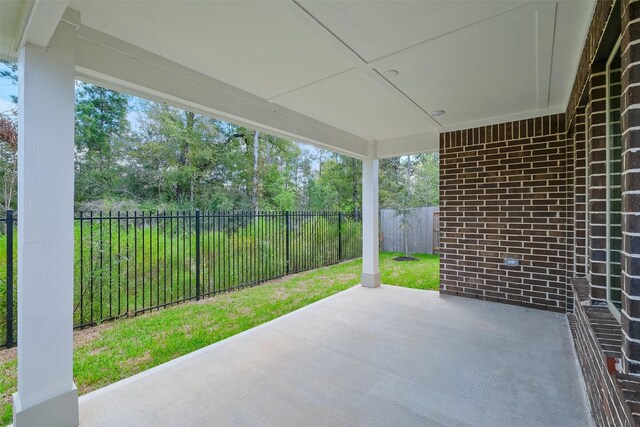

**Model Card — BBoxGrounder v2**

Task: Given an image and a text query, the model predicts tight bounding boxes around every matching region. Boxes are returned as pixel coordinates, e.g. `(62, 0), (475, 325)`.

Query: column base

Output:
(13, 384), (78, 427)
(361, 272), (381, 288)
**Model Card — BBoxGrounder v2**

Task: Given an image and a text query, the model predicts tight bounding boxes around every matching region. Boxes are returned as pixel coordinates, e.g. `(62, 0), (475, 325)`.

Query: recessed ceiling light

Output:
(383, 69), (399, 78)
(429, 110), (446, 118)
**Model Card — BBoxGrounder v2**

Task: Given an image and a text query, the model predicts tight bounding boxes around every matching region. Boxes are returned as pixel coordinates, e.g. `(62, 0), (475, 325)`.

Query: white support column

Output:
(361, 144), (380, 288)
(13, 21), (79, 427)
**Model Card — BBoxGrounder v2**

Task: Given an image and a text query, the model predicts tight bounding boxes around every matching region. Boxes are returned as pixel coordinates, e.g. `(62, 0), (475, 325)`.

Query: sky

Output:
(0, 74), (16, 113)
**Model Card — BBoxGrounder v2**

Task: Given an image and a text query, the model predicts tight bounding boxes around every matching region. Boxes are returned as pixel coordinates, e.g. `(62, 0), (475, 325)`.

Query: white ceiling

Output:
(371, 2), (539, 128)
(68, 1), (357, 101)
(272, 68), (434, 141)
(1, 0), (596, 156)
(298, 0), (530, 63)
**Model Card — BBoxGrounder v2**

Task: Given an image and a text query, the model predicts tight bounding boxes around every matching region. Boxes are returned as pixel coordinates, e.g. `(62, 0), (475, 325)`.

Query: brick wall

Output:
(566, 120), (576, 313)
(588, 62), (609, 303)
(439, 114), (570, 312)
(567, 0), (616, 127)
(575, 106), (589, 277)
(610, 53), (624, 310)
(566, 0), (640, 423)
(620, 0), (640, 374)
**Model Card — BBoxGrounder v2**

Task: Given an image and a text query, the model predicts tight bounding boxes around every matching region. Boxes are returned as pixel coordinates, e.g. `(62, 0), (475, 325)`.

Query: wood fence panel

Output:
(379, 207), (439, 254)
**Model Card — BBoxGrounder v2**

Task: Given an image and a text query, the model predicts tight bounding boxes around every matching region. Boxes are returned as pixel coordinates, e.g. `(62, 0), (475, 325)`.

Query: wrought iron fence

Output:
(1, 210), (362, 348)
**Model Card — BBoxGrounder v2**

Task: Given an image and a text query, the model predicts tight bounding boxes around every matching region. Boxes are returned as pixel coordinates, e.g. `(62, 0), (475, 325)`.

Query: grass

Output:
(0, 215), (363, 342)
(0, 252), (438, 425)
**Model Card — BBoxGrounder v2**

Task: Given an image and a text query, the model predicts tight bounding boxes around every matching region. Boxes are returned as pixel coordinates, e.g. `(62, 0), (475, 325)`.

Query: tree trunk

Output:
(404, 155), (413, 257)
(266, 139), (271, 164)
(404, 224), (410, 257)
(406, 155), (413, 196)
(190, 180), (194, 208)
(176, 111), (195, 203)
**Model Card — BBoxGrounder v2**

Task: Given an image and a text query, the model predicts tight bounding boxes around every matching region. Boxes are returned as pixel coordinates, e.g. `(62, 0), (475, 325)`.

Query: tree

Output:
(262, 135), (308, 210)
(413, 153), (439, 207)
(0, 113), (17, 211)
(218, 128), (308, 211)
(395, 156), (414, 258)
(306, 154), (361, 213)
(75, 82), (130, 204)
(380, 153), (439, 209)
(128, 101), (228, 209)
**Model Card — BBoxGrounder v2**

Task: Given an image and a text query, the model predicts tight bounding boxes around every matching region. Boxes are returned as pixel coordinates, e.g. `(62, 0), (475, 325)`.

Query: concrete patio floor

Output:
(79, 285), (591, 426)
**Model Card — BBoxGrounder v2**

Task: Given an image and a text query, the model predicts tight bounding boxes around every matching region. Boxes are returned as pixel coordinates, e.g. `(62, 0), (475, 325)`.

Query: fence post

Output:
(6, 209), (13, 348)
(285, 211), (290, 275)
(337, 212), (342, 262)
(195, 209), (201, 301)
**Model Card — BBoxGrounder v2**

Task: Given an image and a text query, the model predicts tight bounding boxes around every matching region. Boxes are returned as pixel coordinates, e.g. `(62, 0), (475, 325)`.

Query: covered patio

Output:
(79, 285), (590, 427)
(4, 0), (640, 425)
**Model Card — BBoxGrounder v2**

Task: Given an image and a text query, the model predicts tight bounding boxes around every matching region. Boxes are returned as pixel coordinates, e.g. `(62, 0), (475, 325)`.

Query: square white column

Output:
(361, 145), (380, 288)
(13, 21), (79, 427)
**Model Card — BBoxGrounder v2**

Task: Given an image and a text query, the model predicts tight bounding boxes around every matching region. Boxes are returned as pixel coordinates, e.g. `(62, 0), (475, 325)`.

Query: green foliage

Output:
(0, 113), (16, 211)
(75, 83), (129, 154)
(75, 83), (130, 203)
(379, 153), (439, 209)
(307, 155), (361, 213)
(413, 153), (440, 207)
(112, 101), (315, 211)
(0, 67), (439, 212)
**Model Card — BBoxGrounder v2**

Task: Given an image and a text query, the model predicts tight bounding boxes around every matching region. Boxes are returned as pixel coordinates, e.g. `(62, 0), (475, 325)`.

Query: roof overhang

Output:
(1, 0), (597, 159)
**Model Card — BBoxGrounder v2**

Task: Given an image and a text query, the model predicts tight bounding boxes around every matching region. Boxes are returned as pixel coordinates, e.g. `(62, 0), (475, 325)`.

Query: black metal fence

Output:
(0, 210), (362, 348)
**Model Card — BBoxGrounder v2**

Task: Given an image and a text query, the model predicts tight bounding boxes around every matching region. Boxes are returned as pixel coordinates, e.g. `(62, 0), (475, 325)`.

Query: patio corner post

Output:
(361, 143), (380, 288)
(13, 18), (79, 427)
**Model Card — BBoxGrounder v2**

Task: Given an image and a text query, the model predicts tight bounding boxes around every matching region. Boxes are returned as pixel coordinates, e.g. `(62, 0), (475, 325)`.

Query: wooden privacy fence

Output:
(379, 207), (440, 255)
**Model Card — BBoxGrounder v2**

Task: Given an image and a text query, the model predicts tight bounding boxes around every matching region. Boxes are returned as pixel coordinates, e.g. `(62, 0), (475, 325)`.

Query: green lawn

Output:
(0, 252), (438, 425)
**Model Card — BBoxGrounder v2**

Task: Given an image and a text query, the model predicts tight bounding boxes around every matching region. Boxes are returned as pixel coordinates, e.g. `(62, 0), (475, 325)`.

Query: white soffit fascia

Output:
(73, 20), (369, 159)
(375, 132), (439, 159)
(2, 0), (598, 158)
(15, 0), (71, 51)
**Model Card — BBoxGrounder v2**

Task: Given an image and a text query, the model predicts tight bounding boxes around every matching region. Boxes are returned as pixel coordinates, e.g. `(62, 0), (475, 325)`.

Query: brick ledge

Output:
(570, 278), (640, 426)
(571, 278), (621, 357)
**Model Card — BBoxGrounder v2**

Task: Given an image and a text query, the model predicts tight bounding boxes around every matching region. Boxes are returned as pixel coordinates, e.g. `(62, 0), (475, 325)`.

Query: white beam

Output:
(15, 0), (70, 51)
(13, 20), (78, 427)
(376, 132), (439, 159)
(72, 22), (368, 159)
(361, 144), (380, 288)
(441, 103), (566, 133)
